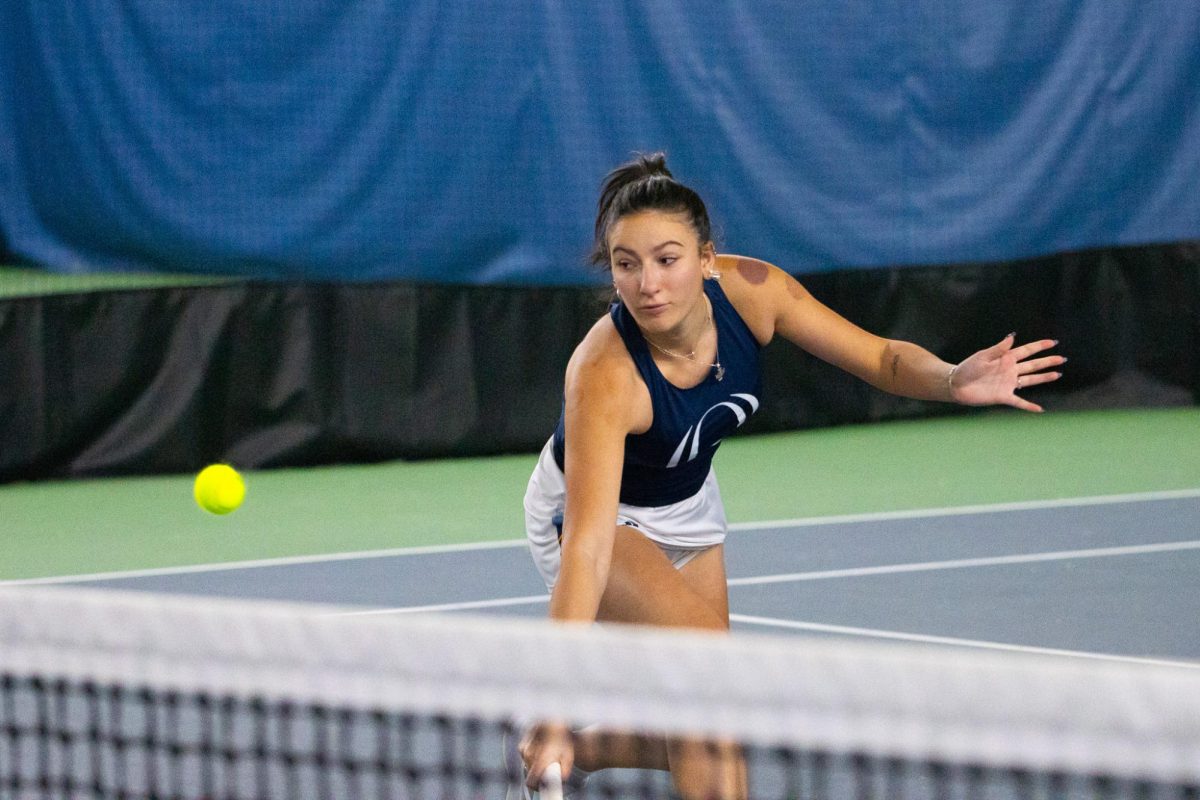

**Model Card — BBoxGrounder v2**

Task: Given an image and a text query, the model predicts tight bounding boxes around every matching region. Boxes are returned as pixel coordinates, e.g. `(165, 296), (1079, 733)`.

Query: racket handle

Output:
(540, 762), (564, 800)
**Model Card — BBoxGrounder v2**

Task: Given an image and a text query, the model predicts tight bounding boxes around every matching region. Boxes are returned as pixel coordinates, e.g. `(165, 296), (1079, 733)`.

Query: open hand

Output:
(950, 334), (1065, 413)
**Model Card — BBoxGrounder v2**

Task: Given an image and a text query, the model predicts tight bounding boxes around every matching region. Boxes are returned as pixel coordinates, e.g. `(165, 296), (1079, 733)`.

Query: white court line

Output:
(4, 487), (1196, 586)
(730, 613), (1200, 670)
(319, 539), (1200, 618)
(726, 540), (1200, 588)
(331, 605), (1200, 671)
(0, 538), (529, 587)
(727, 486), (1200, 532)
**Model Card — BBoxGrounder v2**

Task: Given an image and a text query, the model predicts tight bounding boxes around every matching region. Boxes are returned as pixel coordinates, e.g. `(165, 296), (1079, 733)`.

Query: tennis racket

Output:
(539, 762), (564, 800)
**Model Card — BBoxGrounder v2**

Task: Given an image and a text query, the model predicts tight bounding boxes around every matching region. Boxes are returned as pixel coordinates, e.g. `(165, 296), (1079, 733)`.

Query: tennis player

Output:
(516, 153), (1064, 800)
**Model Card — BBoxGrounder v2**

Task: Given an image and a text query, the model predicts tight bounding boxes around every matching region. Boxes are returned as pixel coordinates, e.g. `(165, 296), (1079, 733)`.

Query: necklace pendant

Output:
(715, 364), (725, 381)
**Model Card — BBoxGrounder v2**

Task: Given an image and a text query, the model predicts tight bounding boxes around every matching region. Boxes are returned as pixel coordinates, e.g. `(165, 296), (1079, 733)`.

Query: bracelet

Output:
(947, 364), (958, 398)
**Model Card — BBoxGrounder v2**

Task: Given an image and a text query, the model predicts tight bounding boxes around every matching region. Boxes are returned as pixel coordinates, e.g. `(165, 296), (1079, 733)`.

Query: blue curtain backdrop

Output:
(1, 1), (1197, 285)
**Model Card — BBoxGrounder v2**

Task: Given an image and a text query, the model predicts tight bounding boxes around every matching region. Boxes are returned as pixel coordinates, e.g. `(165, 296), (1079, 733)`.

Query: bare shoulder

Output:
(565, 315), (650, 432)
(714, 254), (810, 345)
(567, 315), (632, 382)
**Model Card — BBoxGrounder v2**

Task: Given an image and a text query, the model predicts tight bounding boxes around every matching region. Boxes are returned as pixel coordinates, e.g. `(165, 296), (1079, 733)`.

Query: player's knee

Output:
(667, 738), (747, 800)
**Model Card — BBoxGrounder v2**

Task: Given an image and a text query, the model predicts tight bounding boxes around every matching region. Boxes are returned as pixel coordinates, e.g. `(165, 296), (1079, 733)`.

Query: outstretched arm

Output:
(719, 256), (1064, 411)
(551, 323), (647, 622)
(523, 325), (644, 788)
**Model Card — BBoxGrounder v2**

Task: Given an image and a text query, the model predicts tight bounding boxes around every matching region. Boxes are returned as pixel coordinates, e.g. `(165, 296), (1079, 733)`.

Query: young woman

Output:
(518, 153), (1064, 799)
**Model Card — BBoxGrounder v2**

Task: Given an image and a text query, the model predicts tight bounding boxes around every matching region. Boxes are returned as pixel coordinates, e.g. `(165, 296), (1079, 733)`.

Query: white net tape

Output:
(2, 585), (1198, 784)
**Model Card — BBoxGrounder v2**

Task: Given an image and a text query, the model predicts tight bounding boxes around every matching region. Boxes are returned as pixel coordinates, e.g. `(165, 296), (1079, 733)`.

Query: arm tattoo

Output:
(891, 354), (901, 385)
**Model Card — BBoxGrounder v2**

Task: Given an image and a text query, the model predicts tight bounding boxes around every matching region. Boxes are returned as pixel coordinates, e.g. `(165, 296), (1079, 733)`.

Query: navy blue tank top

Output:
(553, 279), (762, 507)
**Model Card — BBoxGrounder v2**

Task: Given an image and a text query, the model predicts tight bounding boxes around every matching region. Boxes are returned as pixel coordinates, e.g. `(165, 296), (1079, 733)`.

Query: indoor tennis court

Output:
(3, 3), (1199, 799)
(3, 411), (1199, 798)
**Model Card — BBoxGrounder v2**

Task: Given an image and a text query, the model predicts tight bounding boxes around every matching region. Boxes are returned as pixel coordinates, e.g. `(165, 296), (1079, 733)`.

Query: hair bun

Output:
(637, 152), (672, 179)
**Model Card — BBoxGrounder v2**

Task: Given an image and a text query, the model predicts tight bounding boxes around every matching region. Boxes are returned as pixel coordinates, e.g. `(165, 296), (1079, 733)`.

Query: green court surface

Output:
(2, 407), (1197, 581)
(0, 266), (236, 299)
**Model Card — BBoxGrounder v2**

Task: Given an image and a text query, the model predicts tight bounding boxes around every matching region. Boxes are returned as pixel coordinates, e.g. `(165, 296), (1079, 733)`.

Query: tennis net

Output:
(2, 584), (1198, 799)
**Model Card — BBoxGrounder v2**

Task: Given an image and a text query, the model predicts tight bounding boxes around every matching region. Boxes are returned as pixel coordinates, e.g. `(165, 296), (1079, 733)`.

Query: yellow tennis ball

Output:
(193, 464), (245, 515)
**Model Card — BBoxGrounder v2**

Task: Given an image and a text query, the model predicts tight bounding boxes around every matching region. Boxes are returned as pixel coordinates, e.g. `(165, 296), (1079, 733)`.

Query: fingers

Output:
(521, 723), (574, 789)
(1007, 395), (1045, 413)
(983, 334), (1060, 361)
(1010, 337), (1060, 361)
(1017, 370), (1062, 388)
(559, 751), (575, 786)
(526, 754), (558, 789)
(1018, 355), (1067, 374)
(984, 332), (1017, 354)
(526, 765), (544, 789)
(1009, 363), (1063, 413)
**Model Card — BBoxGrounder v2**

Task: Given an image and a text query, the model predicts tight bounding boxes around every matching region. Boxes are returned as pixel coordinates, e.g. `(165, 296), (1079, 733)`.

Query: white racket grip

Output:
(539, 762), (564, 800)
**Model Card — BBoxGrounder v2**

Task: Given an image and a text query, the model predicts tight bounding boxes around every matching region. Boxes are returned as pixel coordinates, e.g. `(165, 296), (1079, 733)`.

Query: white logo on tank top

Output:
(665, 393), (760, 468)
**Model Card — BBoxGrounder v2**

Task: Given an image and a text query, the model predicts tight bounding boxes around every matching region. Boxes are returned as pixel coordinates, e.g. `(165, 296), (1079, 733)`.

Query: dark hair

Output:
(591, 152), (713, 268)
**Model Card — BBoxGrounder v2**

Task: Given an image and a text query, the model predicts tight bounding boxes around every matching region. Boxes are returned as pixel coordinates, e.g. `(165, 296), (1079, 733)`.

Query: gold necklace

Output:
(644, 307), (725, 381)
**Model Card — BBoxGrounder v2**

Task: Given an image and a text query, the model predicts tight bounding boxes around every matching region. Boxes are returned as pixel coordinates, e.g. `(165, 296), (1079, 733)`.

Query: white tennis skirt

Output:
(523, 437), (728, 591)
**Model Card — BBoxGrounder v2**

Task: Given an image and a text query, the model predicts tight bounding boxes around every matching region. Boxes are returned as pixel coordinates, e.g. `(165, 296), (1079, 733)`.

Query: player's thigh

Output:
(596, 527), (728, 631)
(678, 543), (730, 626)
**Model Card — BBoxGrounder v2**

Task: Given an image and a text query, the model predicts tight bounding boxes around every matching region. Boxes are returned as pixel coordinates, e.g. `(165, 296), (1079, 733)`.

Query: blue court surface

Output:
(22, 489), (1200, 668)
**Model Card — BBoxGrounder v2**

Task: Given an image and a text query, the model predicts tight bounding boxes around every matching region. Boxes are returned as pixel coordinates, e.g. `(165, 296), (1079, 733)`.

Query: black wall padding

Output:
(2, 244), (1196, 481)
